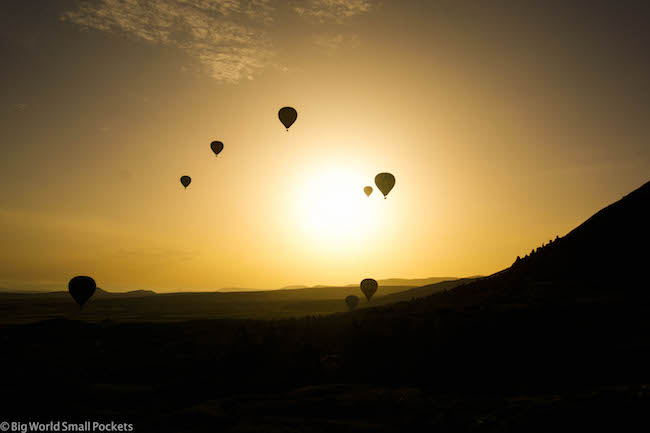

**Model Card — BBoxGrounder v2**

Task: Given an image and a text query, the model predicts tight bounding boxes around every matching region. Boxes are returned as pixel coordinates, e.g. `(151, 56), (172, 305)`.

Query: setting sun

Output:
(294, 168), (382, 246)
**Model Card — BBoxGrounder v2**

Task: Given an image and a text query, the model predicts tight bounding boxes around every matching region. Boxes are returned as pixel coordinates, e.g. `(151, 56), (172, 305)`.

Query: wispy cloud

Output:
(61, 0), (276, 83)
(293, 0), (373, 23)
(6, 103), (29, 113)
(61, 0), (376, 82)
(312, 33), (359, 50)
(246, 0), (275, 24)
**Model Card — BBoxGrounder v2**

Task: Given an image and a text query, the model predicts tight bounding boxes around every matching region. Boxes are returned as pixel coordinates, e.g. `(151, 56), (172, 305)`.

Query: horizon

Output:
(0, 274), (471, 293)
(2, 1), (649, 292)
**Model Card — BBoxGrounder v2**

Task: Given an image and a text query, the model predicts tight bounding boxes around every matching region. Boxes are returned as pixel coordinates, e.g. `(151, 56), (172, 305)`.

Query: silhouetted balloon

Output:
(68, 276), (96, 308)
(374, 173), (395, 199)
(360, 278), (378, 301)
(345, 295), (360, 310)
(210, 141), (224, 157)
(278, 107), (298, 130)
(364, 186), (373, 197)
(180, 176), (191, 189)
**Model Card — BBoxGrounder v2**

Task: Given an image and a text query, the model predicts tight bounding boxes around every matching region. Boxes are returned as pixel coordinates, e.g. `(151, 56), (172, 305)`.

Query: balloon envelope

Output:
(374, 173), (395, 199)
(364, 186), (373, 197)
(210, 141), (224, 156)
(278, 107), (298, 130)
(68, 276), (96, 308)
(360, 278), (378, 301)
(345, 295), (360, 310)
(180, 176), (191, 189)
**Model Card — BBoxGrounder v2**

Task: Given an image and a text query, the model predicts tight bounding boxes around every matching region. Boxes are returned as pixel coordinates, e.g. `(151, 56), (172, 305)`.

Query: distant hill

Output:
(94, 288), (157, 297)
(123, 289), (157, 296)
(281, 277), (461, 291)
(5, 278), (465, 295)
(206, 284), (445, 301)
(348, 277), (460, 287)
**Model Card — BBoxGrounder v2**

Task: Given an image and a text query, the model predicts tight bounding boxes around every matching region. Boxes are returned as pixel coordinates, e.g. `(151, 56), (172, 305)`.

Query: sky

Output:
(1, 0), (649, 292)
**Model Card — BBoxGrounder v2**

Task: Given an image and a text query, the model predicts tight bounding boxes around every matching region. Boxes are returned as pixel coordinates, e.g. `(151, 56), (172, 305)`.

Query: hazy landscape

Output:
(3, 179), (650, 431)
(0, 278), (474, 324)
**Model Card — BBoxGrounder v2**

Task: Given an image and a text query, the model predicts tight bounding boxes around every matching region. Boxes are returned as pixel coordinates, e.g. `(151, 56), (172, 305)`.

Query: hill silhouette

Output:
(3, 180), (650, 432)
(398, 178), (650, 311)
(511, 179), (649, 283)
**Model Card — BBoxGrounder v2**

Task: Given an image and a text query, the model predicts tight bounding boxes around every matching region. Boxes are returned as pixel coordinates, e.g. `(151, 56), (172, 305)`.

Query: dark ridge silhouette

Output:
(424, 178), (650, 309)
(507, 179), (650, 286)
(3, 180), (650, 431)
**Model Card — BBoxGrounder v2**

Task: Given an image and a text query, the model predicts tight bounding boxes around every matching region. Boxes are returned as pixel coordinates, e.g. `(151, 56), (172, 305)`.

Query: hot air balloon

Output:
(345, 295), (360, 310)
(68, 276), (96, 308)
(360, 278), (378, 301)
(210, 141), (224, 157)
(364, 186), (373, 197)
(278, 107), (297, 130)
(180, 176), (191, 189)
(374, 173), (395, 199)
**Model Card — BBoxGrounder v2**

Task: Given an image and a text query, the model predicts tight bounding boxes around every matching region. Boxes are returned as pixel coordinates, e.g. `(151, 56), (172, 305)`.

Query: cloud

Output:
(61, 0), (276, 83)
(5, 103), (29, 113)
(293, 0), (373, 23)
(61, 1), (377, 81)
(245, 0), (275, 24)
(312, 33), (359, 50)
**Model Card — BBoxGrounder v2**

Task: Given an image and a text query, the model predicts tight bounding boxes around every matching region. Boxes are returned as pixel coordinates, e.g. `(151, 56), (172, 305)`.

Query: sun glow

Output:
(293, 168), (382, 247)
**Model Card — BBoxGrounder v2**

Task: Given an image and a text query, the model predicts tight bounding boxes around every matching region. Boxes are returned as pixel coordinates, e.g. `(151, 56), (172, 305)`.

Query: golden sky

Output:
(1, 0), (649, 291)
